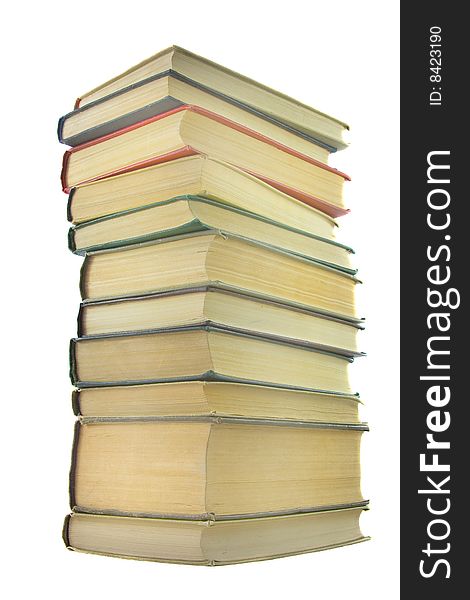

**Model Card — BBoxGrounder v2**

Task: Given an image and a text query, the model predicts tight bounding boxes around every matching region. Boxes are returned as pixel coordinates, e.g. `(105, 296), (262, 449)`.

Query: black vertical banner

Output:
(401, 4), (465, 596)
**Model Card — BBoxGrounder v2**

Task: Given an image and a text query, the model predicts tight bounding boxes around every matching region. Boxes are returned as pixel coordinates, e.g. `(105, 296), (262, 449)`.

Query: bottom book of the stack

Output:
(64, 506), (369, 566)
(64, 408), (369, 565)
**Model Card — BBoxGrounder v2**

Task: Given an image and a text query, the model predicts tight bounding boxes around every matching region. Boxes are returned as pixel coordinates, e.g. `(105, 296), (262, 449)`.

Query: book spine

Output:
(68, 500), (370, 522)
(68, 421), (81, 509)
(71, 390), (81, 416)
(62, 513), (72, 547)
(61, 150), (72, 193)
(66, 188), (76, 223)
(69, 339), (78, 385)
(68, 227), (76, 253)
(79, 258), (88, 300)
(57, 115), (66, 144)
(77, 304), (85, 337)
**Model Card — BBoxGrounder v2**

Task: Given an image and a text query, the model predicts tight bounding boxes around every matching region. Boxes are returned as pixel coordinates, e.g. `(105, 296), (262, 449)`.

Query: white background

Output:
(2, 1), (399, 597)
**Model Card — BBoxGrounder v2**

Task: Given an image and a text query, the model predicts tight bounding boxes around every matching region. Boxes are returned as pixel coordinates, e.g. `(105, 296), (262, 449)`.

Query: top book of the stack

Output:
(58, 45), (349, 154)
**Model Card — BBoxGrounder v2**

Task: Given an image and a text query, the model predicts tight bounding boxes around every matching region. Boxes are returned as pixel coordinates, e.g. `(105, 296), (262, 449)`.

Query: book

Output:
(72, 381), (362, 423)
(79, 232), (359, 320)
(70, 326), (354, 392)
(60, 47), (367, 566)
(72, 45), (350, 150)
(78, 286), (363, 356)
(68, 154), (343, 230)
(69, 418), (367, 519)
(69, 195), (354, 272)
(59, 74), (331, 163)
(64, 507), (368, 566)
(61, 106), (350, 218)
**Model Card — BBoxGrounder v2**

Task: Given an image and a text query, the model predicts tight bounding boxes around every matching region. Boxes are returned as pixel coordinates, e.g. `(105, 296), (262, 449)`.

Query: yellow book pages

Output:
(65, 508), (368, 565)
(71, 327), (353, 393)
(73, 46), (349, 149)
(69, 156), (339, 244)
(80, 233), (359, 319)
(63, 108), (349, 214)
(62, 75), (330, 163)
(71, 420), (364, 517)
(74, 381), (362, 424)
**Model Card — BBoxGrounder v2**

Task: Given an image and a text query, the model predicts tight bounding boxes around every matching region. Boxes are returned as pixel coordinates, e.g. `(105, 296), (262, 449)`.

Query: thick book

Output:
(71, 45), (350, 151)
(79, 232), (360, 320)
(72, 381), (362, 423)
(69, 195), (354, 273)
(64, 507), (368, 565)
(61, 106), (350, 218)
(70, 326), (354, 392)
(59, 74), (331, 163)
(69, 417), (367, 519)
(67, 155), (341, 237)
(78, 286), (363, 357)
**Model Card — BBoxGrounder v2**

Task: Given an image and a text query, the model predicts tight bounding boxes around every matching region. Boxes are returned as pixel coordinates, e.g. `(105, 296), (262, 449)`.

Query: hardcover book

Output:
(59, 74), (333, 163)
(78, 286), (363, 356)
(70, 325), (354, 392)
(69, 195), (354, 272)
(79, 232), (359, 320)
(69, 418), (367, 519)
(70, 45), (350, 150)
(72, 380), (362, 423)
(64, 507), (368, 566)
(67, 155), (344, 229)
(61, 106), (350, 219)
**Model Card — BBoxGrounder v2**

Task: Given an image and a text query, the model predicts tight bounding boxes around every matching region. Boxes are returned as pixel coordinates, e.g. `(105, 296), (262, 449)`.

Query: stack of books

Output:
(59, 46), (369, 566)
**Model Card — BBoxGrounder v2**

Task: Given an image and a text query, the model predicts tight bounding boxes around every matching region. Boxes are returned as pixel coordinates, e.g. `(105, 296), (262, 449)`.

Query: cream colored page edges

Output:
(201, 509), (363, 563)
(205, 425), (363, 514)
(206, 236), (356, 318)
(180, 111), (345, 206)
(74, 422), (210, 514)
(82, 234), (213, 300)
(67, 111), (185, 187)
(207, 383), (360, 423)
(63, 78), (170, 139)
(67, 513), (207, 563)
(78, 381), (211, 417)
(71, 156), (336, 243)
(204, 291), (357, 351)
(82, 287), (357, 350)
(77, 46), (348, 146)
(64, 76), (329, 163)
(192, 201), (349, 268)
(202, 159), (336, 238)
(208, 331), (352, 392)
(76, 381), (360, 422)
(75, 197), (348, 268)
(82, 290), (207, 336)
(71, 155), (205, 223)
(73, 198), (196, 250)
(67, 109), (345, 206)
(67, 509), (363, 564)
(74, 329), (212, 383)
(173, 50), (347, 138)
